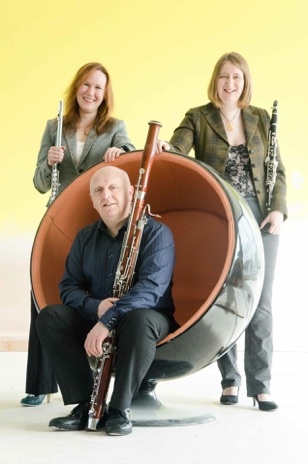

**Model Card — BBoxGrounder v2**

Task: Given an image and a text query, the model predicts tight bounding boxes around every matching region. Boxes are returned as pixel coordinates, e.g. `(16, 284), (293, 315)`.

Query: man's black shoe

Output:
(49, 402), (107, 431)
(105, 407), (132, 436)
(49, 402), (89, 430)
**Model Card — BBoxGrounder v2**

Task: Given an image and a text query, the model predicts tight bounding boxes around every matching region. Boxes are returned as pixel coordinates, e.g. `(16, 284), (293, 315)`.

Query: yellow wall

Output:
(1, 0), (307, 234)
(1, 0), (308, 350)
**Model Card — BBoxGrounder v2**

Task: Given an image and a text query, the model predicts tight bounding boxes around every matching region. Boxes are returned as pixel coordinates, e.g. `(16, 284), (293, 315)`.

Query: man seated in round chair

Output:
(36, 165), (178, 436)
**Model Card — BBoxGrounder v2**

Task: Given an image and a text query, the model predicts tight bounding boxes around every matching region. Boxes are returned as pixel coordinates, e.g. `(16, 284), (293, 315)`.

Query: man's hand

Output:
(84, 322), (110, 357)
(97, 297), (119, 318)
(84, 297), (119, 356)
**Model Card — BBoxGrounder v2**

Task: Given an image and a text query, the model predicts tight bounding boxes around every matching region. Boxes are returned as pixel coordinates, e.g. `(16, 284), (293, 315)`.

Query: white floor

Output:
(0, 350), (306, 464)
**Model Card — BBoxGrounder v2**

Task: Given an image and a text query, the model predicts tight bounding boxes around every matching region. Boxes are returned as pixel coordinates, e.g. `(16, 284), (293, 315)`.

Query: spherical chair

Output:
(31, 150), (264, 426)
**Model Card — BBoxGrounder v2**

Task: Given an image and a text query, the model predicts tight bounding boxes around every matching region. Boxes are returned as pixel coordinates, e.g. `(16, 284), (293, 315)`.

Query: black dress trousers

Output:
(24, 293), (58, 395)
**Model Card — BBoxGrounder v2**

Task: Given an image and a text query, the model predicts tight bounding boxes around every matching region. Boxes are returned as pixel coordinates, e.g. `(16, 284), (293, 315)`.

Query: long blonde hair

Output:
(63, 62), (115, 134)
(207, 52), (252, 109)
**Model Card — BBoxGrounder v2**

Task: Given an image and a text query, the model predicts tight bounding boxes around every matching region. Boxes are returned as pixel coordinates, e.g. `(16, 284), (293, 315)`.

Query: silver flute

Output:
(49, 100), (63, 205)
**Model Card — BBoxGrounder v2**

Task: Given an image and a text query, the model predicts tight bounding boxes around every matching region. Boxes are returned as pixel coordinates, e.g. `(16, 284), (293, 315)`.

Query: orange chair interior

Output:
(31, 152), (234, 339)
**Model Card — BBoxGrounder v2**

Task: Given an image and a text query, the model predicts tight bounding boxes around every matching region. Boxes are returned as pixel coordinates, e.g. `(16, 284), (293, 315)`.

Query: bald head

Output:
(89, 166), (134, 235)
(90, 166), (131, 194)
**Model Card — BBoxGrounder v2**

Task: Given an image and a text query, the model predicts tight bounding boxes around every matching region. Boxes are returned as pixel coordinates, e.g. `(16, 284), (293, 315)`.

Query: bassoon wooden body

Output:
(86, 120), (162, 431)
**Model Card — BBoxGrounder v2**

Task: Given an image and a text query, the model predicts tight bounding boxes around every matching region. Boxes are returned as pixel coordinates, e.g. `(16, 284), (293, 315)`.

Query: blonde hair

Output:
(63, 62), (114, 134)
(207, 52), (252, 108)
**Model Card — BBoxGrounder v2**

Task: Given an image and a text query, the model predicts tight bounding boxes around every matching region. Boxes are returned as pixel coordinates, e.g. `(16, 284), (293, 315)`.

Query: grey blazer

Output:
(168, 102), (287, 219)
(33, 118), (135, 199)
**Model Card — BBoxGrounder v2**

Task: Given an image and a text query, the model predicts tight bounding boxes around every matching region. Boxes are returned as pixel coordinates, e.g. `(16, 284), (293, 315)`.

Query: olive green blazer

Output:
(168, 102), (287, 219)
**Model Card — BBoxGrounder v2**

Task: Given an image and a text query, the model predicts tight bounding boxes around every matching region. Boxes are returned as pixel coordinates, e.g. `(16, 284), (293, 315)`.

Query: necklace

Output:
(220, 108), (240, 131)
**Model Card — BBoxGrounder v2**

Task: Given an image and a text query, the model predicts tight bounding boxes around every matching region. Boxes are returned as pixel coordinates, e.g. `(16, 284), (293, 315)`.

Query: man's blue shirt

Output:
(59, 216), (175, 330)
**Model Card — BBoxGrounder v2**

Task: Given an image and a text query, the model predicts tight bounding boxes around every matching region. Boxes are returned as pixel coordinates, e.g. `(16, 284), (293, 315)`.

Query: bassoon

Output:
(48, 100), (63, 205)
(265, 100), (278, 210)
(86, 120), (162, 431)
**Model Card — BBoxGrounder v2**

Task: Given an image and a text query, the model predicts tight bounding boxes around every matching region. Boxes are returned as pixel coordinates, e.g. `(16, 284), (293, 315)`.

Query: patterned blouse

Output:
(224, 144), (256, 198)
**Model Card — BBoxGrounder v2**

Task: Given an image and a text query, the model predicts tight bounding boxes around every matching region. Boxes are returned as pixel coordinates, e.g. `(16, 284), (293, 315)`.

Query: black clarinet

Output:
(265, 100), (278, 210)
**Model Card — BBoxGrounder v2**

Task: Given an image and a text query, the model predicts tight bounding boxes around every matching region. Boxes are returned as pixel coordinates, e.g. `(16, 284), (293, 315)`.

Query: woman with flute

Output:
(21, 62), (135, 406)
(157, 51), (287, 411)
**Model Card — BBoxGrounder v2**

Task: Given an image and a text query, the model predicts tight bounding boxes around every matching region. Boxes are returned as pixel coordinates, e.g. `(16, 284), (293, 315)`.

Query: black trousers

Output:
(24, 294), (58, 395)
(36, 305), (176, 410)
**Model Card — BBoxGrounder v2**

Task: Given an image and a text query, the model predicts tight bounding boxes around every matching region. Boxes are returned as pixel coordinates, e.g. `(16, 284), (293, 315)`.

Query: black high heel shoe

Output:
(253, 395), (278, 412)
(220, 387), (239, 405)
